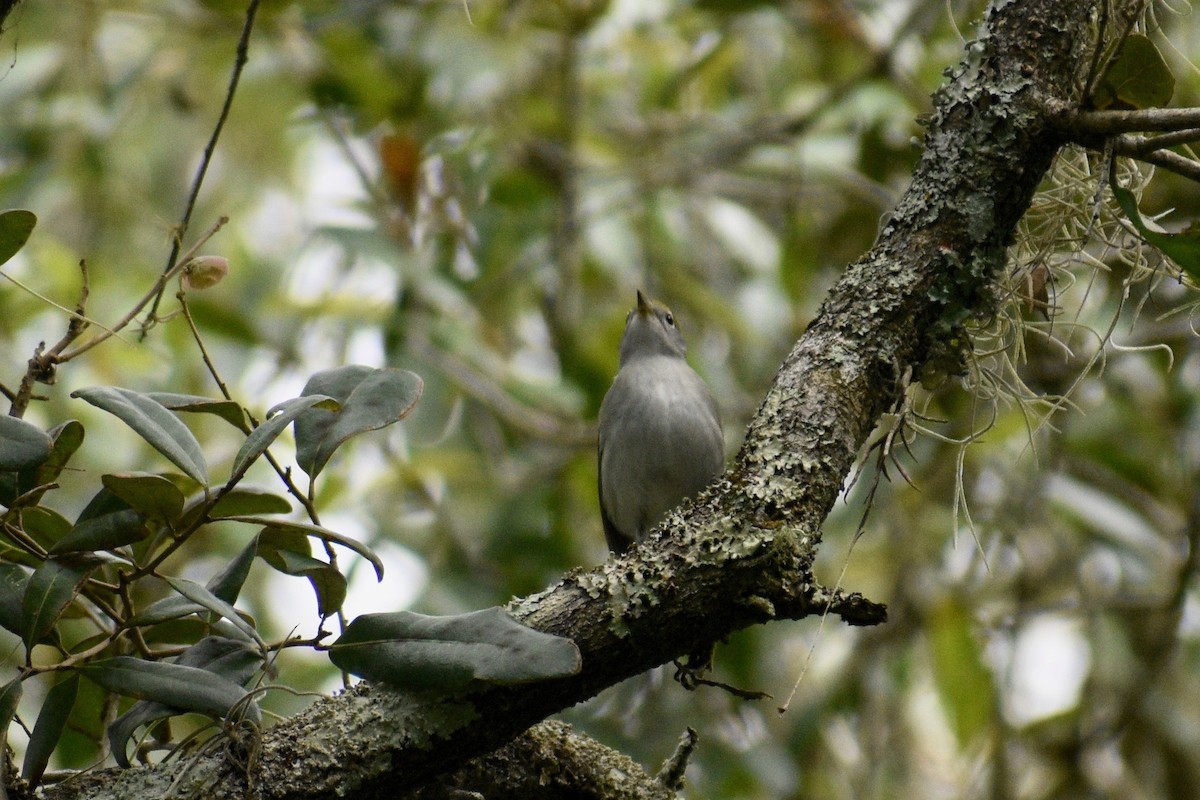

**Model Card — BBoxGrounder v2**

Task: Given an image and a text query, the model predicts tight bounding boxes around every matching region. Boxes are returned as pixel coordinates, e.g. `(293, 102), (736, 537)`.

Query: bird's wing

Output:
(598, 438), (631, 554)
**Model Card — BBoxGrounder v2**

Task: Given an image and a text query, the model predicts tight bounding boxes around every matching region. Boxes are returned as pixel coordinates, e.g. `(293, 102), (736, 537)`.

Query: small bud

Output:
(182, 255), (229, 290)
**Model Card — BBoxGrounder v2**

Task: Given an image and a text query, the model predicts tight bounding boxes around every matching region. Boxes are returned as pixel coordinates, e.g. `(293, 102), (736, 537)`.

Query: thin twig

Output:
(58, 216), (228, 362)
(141, 0), (261, 334)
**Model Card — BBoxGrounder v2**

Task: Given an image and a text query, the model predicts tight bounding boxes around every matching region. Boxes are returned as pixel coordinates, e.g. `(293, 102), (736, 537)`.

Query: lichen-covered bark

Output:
(40, 1), (1117, 798)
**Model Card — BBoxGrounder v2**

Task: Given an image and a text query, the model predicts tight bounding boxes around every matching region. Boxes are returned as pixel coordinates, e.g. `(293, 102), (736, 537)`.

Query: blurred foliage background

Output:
(3, 0), (1200, 797)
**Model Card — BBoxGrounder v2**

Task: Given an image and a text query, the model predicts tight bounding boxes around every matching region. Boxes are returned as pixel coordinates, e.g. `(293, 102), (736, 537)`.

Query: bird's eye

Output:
(664, 313), (675, 326)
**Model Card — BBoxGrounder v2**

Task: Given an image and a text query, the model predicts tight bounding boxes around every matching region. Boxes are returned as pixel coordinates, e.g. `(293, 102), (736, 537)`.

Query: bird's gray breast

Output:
(599, 356), (724, 541)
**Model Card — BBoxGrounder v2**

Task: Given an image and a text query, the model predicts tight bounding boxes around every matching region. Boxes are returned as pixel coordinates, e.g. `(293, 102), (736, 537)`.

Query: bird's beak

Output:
(636, 289), (652, 316)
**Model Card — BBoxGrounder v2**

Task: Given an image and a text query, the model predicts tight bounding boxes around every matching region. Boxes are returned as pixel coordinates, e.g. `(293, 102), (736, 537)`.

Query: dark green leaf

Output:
(329, 607), (581, 690)
(206, 538), (259, 605)
(18, 506), (71, 551)
(101, 473), (186, 523)
(145, 393), (247, 429)
(227, 516), (384, 581)
(0, 209), (36, 266)
(50, 508), (148, 554)
(164, 577), (264, 648)
(70, 386), (209, 484)
(1111, 176), (1200, 282)
(107, 636), (263, 767)
(207, 488), (292, 518)
(0, 678), (23, 754)
(0, 564), (30, 638)
(928, 600), (994, 745)
(294, 365), (423, 478)
(132, 594), (206, 626)
(179, 636), (264, 685)
(0, 415), (53, 471)
(22, 558), (90, 649)
(255, 524), (312, 567)
(228, 395), (338, 486)
(22, 674), (79, 789)
(1094, 34), (1174, 110)
(81, 657), (260, 724)
(19, 420), (85, 495)
(268, 548), (347, 617)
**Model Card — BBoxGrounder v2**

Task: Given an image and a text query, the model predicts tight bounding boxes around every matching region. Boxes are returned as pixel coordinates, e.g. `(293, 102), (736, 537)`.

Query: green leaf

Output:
(329, 607), (581, 690)
(227, 395), (338, 486)
(70, 386), (209, 484)
(0, 564), (30, 638)
(20, 420), (85, 495)
(131, 594), (206, 626)
(22, 674), (79, 789)
(107, 636), (263, 768)
(227, 516), (384, 581)
(206, 539), (259, 605)
(268, 548), (347, 617)
(22, 558), (90, 649)
(207, 487), (292, 518)
(293, 365), (423, 478)
(19, 506), (72, 552)
(1094, 34), (1174, 110)
(49, 508), (147, 555)
(0, 677), (23, 757)
(1111, 176), (1200, 283)
(251, 528), (345, 615)
(0, 209), (36, 266)
(928, 600), (994, 745)
(0, 415), (53, 471)
(164, 577), (264, 648)
(81, 657), (260, 725)
(101, 473), (186, 523)
(145, 393), (247, 429)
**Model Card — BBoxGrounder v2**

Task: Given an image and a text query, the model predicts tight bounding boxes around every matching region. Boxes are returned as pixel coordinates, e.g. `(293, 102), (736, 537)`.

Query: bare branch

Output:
(140, 0), (261, 332)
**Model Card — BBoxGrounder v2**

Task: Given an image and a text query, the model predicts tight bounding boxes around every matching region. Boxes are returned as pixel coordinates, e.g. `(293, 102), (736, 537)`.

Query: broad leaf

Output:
(81, 657), (260, 724)
(50, 508), (148, 554)
(0, 208), (36, 266)
(207, 488), (292, 519)
(1094, 34), (1174, 110)
(226, 516), (384, 581)
(132, 594), (207, 626)
(227, 395), (338, 485)
(22, 558), (90, 649)
(145, 392), (246, 429)
(107, 636), (263, 767)
(266, 548), (346, 617)
(20, 420), (85, 494)
(329, 607), (581, 690)
(206, 538), (259, 605)
(164, 577), (264, 648)
(22, 674), (79, 789)
(19, 506), (71, 552)
(293, 365), (422, 479)
(1111, 176), (1200, 283)
(928, 600), (995, 745)
(71, 386), (209, 484)
(0, 678), (22, 759)
(102, 473), (186, 523)
(0, 415), (53, 471)
(0, 564), (30, 638)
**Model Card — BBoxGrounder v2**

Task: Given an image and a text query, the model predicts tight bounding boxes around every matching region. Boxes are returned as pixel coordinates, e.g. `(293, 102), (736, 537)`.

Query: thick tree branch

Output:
(39, 1), (1117, 798)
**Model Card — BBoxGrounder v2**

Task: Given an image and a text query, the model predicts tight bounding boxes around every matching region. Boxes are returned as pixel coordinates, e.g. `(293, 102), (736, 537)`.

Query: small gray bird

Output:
(598, 290), (725, 553)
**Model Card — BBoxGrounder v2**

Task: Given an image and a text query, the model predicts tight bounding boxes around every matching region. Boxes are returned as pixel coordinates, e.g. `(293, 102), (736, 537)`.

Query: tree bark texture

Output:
(39, 1), (1120, 798)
